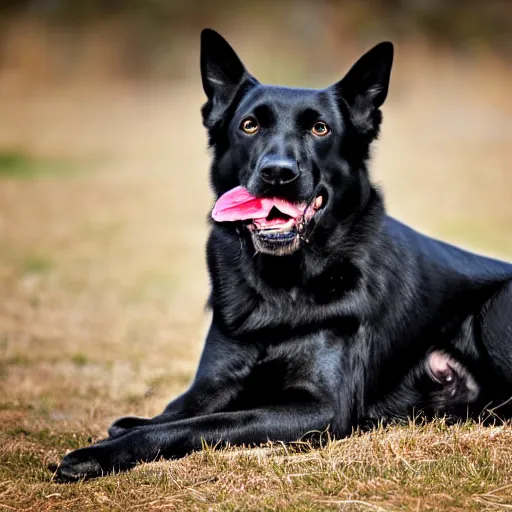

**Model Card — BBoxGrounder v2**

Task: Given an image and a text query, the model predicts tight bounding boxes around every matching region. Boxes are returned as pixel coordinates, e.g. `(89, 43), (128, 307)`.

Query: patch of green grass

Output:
(0, 149), (75, 179)
(22, 256), (54, 275)
(70, 353), (90, 367)
(4, 354), (31, 366)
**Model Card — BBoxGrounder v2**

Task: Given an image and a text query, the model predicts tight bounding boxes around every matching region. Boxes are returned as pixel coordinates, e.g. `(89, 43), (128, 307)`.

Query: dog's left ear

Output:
(333, 42), (394, 136)
(201, 29), (258, 128)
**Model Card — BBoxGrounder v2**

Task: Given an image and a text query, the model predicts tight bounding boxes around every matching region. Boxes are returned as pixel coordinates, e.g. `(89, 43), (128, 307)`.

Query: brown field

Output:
(0, 41), (512, 511)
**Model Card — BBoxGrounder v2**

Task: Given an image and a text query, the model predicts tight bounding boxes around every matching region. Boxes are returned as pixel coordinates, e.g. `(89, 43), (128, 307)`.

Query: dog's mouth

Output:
(212, 186), (325, 255)
(248, 195), (323, 255)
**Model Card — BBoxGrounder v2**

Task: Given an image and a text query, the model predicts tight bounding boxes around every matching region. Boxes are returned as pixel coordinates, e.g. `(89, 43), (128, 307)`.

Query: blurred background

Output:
(0, 0), (511, 443)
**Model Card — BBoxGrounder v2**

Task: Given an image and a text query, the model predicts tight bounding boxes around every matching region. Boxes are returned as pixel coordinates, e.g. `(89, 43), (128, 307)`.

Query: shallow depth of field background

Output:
(0, 1), (512, 510)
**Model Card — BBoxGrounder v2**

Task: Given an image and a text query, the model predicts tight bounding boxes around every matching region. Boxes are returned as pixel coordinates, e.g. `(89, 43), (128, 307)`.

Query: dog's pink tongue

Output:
(212, 186), (303, 222)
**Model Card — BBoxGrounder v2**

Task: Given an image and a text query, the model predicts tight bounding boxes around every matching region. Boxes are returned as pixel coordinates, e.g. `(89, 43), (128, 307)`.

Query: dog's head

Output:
(201, 29), (393, 256)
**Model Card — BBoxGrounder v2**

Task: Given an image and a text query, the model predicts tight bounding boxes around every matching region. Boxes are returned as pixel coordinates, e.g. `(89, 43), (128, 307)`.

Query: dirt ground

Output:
(0, 48), (512, 510)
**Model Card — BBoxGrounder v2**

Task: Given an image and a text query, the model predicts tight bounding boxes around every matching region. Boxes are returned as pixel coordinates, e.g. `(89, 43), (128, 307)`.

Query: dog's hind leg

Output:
(475, 279), (512, 412)
(478, 281), (512, 377)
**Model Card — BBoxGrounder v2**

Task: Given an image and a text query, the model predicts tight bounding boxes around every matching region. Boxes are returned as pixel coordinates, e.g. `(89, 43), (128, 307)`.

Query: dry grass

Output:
(4, 421), (512, 511)
(0, 46), (511, 510)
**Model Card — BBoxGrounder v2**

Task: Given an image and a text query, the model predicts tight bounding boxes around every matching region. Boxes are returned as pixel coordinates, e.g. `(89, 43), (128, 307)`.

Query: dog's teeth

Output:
(315, 196), (323, 209)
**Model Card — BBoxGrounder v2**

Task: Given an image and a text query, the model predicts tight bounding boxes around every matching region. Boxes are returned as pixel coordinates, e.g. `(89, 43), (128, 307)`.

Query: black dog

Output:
(55, 29), (512, 481)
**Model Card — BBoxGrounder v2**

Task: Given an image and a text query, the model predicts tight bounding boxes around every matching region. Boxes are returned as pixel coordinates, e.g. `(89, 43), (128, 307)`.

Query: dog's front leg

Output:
(108, 319), (259, 437)
(55, 402), (335, 481)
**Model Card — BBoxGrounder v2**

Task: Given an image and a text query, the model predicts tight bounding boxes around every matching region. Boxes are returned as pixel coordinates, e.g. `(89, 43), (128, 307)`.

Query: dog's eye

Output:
(311, 121), (330, 137)
(240, 117), (259, 135)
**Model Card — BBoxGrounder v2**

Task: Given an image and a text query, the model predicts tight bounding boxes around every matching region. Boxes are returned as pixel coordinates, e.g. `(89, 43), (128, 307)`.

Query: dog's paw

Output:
(108, 416), (152, 438)
(54, 459), (103, 483)
(53, 446), (110, 482)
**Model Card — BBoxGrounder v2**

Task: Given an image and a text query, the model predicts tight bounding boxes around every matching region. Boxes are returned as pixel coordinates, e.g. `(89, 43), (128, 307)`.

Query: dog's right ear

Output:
(200, 29), (257, 128)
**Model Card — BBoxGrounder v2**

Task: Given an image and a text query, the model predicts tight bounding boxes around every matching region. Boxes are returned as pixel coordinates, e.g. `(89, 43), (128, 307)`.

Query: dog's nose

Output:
(259, 157), (299, 186)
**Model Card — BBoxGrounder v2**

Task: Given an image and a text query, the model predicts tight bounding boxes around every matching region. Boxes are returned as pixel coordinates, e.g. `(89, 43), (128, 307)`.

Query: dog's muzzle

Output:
(248, 195), (323, 255)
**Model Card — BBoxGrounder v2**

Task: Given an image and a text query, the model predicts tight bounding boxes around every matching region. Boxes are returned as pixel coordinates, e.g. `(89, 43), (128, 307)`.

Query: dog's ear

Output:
(201, 29), (257, 128)
(333, 42), (393, 136)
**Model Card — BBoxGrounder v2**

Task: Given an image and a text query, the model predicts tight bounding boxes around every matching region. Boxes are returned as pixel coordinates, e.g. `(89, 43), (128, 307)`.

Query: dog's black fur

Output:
(55, 29), (512, 481)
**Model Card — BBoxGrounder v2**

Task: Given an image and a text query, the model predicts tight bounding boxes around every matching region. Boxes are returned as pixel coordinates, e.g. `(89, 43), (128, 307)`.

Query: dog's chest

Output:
(231, 333), (343, 408)
(280, 264), (359, 306)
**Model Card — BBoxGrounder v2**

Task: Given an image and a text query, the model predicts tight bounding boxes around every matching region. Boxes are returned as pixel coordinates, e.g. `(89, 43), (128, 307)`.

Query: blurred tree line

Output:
(0, 0), (510, 83)
(0, 0), (510, 48)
